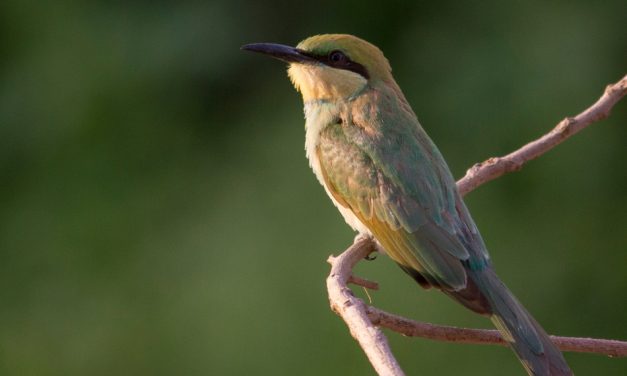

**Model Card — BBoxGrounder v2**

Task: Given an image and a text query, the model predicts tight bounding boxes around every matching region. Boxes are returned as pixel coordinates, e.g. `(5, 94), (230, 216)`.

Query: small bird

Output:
(242, 34), (572, 375)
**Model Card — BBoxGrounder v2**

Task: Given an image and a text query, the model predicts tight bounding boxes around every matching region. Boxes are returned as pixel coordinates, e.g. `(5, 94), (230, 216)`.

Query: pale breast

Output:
(303, 101), (371, 234)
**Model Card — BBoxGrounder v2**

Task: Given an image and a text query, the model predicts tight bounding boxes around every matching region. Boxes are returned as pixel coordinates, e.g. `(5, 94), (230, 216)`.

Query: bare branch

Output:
(328, 241), (627, 361)
(457, 74), (627, 196)
(326, 75), (627, 374)
(327, 237), (405, 376)
(348, 275), (380, 290)
(367, 305), (627, 357)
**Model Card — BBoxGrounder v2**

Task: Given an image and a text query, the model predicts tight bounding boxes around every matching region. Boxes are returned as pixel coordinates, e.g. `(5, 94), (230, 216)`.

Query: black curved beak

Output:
(241, 43), (316, 64)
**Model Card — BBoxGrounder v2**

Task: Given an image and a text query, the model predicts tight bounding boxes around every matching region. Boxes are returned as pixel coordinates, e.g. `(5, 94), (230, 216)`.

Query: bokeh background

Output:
(1, 1), (626, 375)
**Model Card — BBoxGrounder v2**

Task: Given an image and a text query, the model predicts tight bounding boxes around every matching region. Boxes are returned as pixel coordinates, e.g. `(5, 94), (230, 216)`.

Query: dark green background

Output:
(1, 1), (625, 375)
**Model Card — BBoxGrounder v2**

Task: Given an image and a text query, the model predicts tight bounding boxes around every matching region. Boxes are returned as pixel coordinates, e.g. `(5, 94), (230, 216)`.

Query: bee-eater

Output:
(242, 34), (572, 375)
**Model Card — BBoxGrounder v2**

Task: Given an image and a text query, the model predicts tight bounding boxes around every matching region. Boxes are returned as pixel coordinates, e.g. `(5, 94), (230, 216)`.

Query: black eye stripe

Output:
(299, 49), (370, 79)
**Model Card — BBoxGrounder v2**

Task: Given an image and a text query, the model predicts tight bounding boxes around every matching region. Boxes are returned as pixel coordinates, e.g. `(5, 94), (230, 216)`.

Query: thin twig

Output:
(326, 75), (627, 374)
(366, 295), (627, 357)
(457, 74), (627, 196)
(348, 275), (380, 290)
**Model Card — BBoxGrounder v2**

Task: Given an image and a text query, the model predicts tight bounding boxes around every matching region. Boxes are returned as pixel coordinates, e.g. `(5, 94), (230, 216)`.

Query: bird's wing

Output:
(317, 103), (488, 290)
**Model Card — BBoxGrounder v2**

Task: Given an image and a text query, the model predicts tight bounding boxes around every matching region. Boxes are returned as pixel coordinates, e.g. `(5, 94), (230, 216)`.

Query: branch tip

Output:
(348, 275), (380, 290)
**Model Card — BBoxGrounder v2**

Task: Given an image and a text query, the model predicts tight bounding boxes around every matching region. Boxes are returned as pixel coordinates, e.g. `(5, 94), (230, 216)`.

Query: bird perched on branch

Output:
(242, 34), (572, 375)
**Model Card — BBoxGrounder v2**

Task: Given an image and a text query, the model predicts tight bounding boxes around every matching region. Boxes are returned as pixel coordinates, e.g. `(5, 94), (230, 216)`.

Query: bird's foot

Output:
(353, 233), (381, 261)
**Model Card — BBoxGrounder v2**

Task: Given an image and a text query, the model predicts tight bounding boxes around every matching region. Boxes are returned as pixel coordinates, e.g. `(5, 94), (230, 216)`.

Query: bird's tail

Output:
(451, 267), (572, 376)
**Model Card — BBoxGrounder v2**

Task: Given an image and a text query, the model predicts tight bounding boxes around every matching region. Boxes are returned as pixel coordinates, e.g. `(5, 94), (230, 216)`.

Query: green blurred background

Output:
(1, 1), (626, 375)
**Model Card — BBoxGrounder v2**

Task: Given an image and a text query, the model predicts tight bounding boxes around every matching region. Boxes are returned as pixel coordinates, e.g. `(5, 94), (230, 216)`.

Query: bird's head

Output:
(242, 34), (393, 102)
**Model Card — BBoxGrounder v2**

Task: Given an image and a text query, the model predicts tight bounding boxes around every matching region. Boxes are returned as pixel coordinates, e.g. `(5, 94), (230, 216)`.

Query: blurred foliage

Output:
(1, 1), (626, 375)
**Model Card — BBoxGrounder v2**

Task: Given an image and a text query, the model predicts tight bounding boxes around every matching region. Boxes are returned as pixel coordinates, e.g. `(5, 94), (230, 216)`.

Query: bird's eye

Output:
(329, 50), (347, 63)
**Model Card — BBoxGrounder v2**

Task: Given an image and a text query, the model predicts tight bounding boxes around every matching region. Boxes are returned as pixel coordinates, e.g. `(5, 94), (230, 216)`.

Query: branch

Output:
(326, 75), (627, 375)
(457, 74), (627, 196)
(327, 236), (404, 376)
(366, 296), (627, 357)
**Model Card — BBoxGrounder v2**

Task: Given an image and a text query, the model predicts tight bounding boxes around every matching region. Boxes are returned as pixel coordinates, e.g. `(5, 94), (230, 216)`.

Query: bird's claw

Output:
(364, 253), (377, 261)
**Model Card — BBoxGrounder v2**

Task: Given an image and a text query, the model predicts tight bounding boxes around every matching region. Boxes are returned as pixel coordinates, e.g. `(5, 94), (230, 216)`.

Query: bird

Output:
(242, 34), (572, 375)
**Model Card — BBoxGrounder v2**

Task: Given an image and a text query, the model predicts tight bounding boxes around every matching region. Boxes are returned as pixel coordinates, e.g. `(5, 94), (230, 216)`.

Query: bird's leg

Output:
(353, 233), (383, 260)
